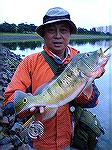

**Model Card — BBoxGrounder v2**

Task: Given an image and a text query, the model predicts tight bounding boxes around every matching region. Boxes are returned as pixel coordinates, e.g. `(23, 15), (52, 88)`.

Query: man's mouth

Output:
(53, 42), (63, 46)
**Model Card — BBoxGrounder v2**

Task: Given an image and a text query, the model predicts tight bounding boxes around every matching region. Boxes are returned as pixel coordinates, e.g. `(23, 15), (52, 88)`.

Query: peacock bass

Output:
(14, 46), (111, 121)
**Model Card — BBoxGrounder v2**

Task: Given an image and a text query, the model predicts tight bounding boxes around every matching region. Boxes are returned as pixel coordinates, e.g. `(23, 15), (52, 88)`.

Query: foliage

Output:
(0, 22), (111, 36)
(0, 22), (36, 33)
(77, 27), (108, 35)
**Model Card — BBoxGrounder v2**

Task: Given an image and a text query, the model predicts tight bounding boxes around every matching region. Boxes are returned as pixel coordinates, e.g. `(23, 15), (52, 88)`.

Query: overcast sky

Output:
(0, 0), (112, 30)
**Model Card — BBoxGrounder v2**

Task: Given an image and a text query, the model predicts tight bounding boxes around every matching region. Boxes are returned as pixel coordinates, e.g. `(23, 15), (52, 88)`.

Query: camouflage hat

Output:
(36, 7), (77, 37)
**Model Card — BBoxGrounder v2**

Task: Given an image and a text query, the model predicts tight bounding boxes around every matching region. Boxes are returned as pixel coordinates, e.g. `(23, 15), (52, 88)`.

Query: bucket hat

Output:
(36, 7), (77, 37)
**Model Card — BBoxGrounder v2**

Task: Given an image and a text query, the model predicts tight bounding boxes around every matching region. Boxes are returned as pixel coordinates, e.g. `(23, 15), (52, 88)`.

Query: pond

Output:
(2, 39), (112, 150)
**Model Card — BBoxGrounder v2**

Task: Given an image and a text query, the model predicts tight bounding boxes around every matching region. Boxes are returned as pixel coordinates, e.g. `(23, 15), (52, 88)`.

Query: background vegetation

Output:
(0, 22), (112, 36)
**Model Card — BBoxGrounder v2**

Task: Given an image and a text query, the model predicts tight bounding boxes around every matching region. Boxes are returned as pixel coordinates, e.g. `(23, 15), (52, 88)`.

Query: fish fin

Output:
(86, 77), (94, 87)
(42, 107), (58, 121)
(14, 90), (30, 104)
(83, 83), (93, 99)
(70, 53), (83, 63)
(81, 77), (94, 97)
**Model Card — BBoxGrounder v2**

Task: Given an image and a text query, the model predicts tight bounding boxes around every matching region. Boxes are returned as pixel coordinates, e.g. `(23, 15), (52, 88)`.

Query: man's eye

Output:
(60, 28), (69, 33)
(48, 28), (55, 33)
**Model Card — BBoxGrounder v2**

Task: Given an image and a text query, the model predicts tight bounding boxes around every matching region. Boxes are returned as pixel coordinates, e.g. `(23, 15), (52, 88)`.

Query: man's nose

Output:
(55, 29), (61, 38)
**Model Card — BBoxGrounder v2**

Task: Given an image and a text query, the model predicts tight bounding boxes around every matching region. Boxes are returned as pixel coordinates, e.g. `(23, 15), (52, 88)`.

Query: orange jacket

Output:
(4, 46), (97, 150)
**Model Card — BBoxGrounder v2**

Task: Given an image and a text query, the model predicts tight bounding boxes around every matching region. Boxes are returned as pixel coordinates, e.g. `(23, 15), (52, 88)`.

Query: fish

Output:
(14, 46), (111, 121)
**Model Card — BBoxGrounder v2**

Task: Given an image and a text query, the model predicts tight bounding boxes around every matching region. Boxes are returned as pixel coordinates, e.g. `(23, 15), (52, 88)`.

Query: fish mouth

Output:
(90, 54), (111, 76)
(84, 53), (110, 77)
(101, 55), (110, 62)
(99, 52), (111, 66)
(97, 46), (111, 66)
(100, 46), (111, 59)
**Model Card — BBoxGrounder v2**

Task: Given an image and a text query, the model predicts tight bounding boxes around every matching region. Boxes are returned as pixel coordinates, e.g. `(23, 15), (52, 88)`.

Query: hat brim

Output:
(36, 19), (77, 37)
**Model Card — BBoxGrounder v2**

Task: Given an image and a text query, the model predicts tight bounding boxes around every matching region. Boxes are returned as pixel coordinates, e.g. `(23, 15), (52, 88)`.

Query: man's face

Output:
(44, 22), (71, 54)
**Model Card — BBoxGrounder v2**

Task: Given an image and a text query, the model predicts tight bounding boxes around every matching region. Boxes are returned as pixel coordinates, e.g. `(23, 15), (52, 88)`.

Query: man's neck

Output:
(44, 45), (69, 61)
(56, 51), (65, 60)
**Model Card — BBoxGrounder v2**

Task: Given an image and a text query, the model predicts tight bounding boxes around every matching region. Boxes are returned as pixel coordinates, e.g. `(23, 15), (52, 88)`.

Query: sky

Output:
(0, 0), (112, 30)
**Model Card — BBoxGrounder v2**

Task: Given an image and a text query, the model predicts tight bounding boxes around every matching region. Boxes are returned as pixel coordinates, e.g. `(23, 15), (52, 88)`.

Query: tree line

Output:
(0, 22), (36, 33)
(0, 22), (111, 35)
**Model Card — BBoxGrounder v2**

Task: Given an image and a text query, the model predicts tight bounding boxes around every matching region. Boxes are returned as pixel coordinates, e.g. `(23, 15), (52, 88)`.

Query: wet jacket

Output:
(4, 46), (100, 150)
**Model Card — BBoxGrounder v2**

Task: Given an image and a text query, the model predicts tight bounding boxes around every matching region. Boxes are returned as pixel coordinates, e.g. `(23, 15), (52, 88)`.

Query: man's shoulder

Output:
(69, 46), (80, 55)
(23, 52), (43, 62)
(26, 52), (42, 59)
(20, 52), (45, 68)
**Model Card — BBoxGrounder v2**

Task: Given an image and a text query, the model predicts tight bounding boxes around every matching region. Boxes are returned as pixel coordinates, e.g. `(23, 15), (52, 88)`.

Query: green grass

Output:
(71, 34), (112, 40)
(0, 32), (112, 38)
(0, 32), (112, 43)
(0, 32), (43, 43)
(0, 32), (38, 36)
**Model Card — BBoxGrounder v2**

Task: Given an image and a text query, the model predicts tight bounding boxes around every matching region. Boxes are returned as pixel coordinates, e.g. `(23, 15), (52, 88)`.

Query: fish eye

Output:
(23, 98), (27, 103)
(85, 53), (90, 57)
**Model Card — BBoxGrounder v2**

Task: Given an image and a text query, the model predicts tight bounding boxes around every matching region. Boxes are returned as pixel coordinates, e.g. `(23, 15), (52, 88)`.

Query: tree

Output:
(10, 23), (17, 33)
(90, 28), (97, 34)
(30, 24), (37, 32)
(0, 22), (11, 32)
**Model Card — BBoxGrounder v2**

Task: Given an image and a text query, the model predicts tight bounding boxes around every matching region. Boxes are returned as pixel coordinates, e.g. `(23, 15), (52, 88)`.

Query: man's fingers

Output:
(30, 106), (45, 113)
(30, 106), (36, 112)
(39, 106), (45, 114)
(95, 67), (105, 79)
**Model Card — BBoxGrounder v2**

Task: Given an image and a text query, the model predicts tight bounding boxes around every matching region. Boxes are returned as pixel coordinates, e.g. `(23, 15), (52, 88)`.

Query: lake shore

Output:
(0, 45), (36, 149)
(0, 32), (112, 43)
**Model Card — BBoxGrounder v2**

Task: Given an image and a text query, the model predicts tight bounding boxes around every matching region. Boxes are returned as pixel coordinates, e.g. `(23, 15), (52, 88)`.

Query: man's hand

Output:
(30, 106), (45, 114)
(90, 66), (105, 79)
(82, 65), (105, 99)
(94, 67), (105, 79)
(28, 93), (45, 114)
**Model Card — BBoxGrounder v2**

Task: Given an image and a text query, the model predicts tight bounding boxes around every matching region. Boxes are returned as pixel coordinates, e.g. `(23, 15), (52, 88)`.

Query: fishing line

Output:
(103, 45), (112, 53)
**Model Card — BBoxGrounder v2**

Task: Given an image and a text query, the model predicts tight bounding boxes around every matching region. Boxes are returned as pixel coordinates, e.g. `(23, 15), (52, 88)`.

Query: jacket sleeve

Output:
(4, 55), (32, 106)
(75, 82), (100, 108)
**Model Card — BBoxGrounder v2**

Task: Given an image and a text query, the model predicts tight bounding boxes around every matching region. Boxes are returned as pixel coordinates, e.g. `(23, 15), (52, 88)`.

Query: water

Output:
(70, 41), (112, 150)
(73, 41), (112, 150)
(2, 39), (112, 149)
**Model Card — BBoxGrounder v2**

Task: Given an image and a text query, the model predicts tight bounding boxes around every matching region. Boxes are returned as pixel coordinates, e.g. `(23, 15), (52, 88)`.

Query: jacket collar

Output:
(43, 45), (70, 64)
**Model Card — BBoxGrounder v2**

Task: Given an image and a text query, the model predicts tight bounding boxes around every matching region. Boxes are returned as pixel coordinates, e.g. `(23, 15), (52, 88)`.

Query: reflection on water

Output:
(69, 38), (111, 47)
(2, 40), (43, 58)
(1, 39), (112, 149)
(2, 39), (111, 50)
(2, 39), (112, 58)
(2, 40), (42, 50)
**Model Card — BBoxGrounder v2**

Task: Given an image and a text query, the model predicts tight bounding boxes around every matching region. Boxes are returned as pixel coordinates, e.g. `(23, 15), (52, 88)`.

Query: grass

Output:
(0, 32), (43, 43)
(70, 34), (112, 40)
(0, 32), (112, 43)
(0, 32), (38, 36)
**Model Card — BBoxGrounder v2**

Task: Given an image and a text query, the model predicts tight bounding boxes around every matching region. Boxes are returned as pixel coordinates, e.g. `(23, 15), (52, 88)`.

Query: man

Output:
(4, 7), (104, 150)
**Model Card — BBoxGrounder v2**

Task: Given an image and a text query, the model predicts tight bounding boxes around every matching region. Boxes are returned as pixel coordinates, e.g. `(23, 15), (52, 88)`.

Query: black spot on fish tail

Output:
(67, 70), (74, 77)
